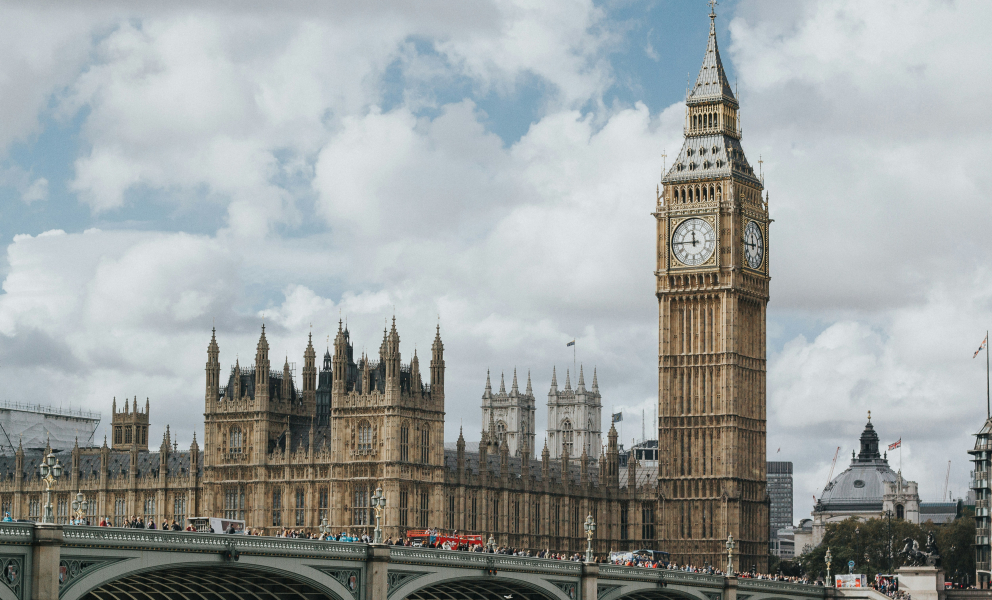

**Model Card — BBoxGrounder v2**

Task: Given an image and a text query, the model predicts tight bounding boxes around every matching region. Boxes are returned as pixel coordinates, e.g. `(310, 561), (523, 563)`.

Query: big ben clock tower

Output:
(655, 4), (770, 572)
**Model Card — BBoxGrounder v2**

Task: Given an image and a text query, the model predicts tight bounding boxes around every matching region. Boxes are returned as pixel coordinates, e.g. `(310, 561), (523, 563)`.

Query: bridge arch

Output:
(392, 574), (572, 600)
(63, 563), (352, 600)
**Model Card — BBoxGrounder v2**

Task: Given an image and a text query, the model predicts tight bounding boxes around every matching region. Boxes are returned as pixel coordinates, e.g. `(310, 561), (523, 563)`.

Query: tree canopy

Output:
(794, 514), (975, 585)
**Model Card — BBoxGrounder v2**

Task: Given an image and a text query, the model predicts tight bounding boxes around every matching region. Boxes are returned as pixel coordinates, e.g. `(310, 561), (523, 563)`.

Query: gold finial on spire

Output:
(868, 410), (872, 422)
(708, 0), (718, 17)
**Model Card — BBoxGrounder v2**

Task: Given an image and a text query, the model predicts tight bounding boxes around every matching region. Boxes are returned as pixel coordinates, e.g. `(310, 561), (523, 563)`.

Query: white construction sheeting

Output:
(0, 402), (100, 452)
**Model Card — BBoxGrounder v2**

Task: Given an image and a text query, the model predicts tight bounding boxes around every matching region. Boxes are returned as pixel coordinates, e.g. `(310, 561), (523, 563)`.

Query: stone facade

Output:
(480, 369), (536, 459)
(0, 322), (658, 557)
(656, 5), (770, 572)
(546, 366), (602, 460)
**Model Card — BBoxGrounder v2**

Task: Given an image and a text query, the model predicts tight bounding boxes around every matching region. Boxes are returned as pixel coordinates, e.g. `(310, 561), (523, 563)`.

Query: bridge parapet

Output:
(0, 523), (34, 545)
(738, 578), (826, 598)
(391, 546), (583, 576)
(61, 525), (367, 560)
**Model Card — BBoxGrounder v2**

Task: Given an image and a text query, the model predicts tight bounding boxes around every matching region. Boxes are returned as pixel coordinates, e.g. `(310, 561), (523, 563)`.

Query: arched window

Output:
(229, 427), (242, 454)
(400, 423), (410, 462)
(496, 421), (507, 445)
(896, 504), (904, 519)
(561, 419), (573, 455)
(702, 186), (708, 201)
(358, 421), (372, 453)
(420, 425), (431, 464)
(295, 488), (305, 526)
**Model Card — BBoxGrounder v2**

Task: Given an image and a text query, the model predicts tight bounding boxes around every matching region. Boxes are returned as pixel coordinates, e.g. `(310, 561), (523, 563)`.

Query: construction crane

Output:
(943, 461), (951, 501)
(825, 446), (841, 488)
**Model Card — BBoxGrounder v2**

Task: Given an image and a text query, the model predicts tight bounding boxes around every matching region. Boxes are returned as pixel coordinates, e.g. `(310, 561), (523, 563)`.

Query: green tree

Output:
(935, 511), (976, 586)
(796, 517), (925, 581)
(796, 515), (976, 584)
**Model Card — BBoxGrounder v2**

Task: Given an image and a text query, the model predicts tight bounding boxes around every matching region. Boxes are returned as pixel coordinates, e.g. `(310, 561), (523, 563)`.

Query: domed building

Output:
(794, 415), (920, 552)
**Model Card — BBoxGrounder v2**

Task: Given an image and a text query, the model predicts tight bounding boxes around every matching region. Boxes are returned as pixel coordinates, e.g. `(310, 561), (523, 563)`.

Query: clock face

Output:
(744, 220), (764, 269)
(671, 218), (716, 266)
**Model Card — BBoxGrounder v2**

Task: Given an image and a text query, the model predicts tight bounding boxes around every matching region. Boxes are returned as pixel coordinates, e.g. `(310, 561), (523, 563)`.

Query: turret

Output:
(410, 349), (421, 393)
(457, 427), (466, 481)
(255, 325), (270, 409)
(206, 328), (220, 410)
(384, 317), (401, 394)
(541, 439), (550, 481)
(430, 324), (444, 397)
(607, 423), (619, 488)
(282, 357), (292, 401)
(333, 320), (348, 395)
(577, 365), (586, 392)
(302, 332), (316, 411)
(511, 368), (519, 396)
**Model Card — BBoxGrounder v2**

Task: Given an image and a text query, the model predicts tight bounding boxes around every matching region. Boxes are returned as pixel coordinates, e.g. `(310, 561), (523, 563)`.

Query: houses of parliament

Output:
(0, 7), (769, 572)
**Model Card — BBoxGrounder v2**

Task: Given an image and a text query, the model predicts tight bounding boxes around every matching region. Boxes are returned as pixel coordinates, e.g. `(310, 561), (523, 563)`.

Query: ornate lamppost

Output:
(319, 518), (334, 539)
(825, 547), (833, 586)
(370, 487), (387, 544)
(584, 514), (596, 563)
(38, 451), (63, 524)
(70, 491), (88, 525)
(726, 534), (735, 576)
(884, 509), (894, 573)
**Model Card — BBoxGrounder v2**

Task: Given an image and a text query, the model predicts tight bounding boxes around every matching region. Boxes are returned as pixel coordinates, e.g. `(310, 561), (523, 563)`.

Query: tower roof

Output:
(687, 6), (736, 107)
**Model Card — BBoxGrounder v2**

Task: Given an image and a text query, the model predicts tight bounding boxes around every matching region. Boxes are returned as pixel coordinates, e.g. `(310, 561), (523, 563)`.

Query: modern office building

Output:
(969, 417), (992, 588)
(767, 461), (794, 536)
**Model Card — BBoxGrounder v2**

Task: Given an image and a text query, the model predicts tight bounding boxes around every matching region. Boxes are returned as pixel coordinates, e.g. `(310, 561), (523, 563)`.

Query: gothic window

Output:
(399, 488), (409, 527)
(642, 503), (655, 540)
(470, 493), (477, 531)
(620, 501), (629, 540)
(114, 426), (122, 445)
(561, 419), (573, 455)
(144, 497), (155, 521)
(357, 421), (372, 453)
(552, 498), (561, 538)
(418, 489), (429, 528)
(229, 427), (243, 454)
(295, 488), (305, 526)
(420, 425), (430, 464)
(896, 504), (904, 519)
(532, 498), (541, 536)
(447, 493), (455, 530)
(29, 497), (40, 520)
(512, 499), (520, 534)
(125, 427), (133, 444)
(0, 495), (10, 519)
(174, 495), (186, 526)
(570, 503), (580, 539)
(318, 488), (328, 524)
(57, 495), (68, 524)
(224, 487), (244, 521)
(114, 495), (126, 527)
(496, 421), (507, 445)
(400, 423), (409, 462)
(353, 486), (369, 526)
(272, 488), (282, 527)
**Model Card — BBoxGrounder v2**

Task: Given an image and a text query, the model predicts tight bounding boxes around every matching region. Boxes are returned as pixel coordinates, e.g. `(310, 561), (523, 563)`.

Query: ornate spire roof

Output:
(591, 367), (599, 393)
(511, 368), (519, 394)
(577, 365), (585, 391)
(550, 366), (558, 392)
(687, 4), (736, 107)
(499, 372), (506, 394)
(564, 369), (571, 391)
(484, 370), (492, 397)
(526, 370), (533, 394)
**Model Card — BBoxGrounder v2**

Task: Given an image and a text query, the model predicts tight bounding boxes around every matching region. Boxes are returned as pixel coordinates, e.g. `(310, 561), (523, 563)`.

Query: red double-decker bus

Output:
(406, 529), (484, 549)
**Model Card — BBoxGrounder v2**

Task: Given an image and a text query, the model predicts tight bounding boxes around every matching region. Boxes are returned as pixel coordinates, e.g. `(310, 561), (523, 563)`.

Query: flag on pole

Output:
(612, 412), (622, 423)
(888, 438), (901, 451)
(566, 340), (575, 347)
(975, 335), (988, 358)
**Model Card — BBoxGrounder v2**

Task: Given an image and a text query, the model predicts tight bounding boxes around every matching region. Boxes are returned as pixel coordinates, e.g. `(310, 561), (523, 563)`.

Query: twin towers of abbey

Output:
(2, 8), (767, 572)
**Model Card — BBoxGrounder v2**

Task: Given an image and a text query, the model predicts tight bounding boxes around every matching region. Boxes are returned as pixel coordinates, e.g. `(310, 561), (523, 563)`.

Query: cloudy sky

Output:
(0, 0), (990, 523)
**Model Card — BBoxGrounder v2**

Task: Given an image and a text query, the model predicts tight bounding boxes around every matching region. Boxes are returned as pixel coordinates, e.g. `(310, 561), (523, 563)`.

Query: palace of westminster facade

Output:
(0, 8), (770, 571)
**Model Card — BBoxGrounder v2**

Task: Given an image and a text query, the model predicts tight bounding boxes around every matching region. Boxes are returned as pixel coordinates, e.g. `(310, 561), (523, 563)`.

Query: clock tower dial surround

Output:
(653, 5), (770, 573)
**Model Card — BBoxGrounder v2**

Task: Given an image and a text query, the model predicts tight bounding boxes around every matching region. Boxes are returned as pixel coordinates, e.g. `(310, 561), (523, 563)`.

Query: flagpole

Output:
(987, 329), (989, 418)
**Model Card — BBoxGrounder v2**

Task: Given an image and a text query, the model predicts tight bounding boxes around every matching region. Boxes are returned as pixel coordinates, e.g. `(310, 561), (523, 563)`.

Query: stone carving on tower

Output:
(546, 366), (602, 460)
(481, 369), (536, 458)
(655, 4), (770, 572)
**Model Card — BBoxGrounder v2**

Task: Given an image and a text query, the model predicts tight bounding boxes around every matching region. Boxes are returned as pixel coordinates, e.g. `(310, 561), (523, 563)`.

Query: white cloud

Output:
(20, 177), (48, 203)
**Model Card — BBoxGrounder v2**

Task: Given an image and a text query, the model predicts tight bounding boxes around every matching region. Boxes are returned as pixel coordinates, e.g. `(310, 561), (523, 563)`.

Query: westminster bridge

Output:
(0, 523), (833, 600)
